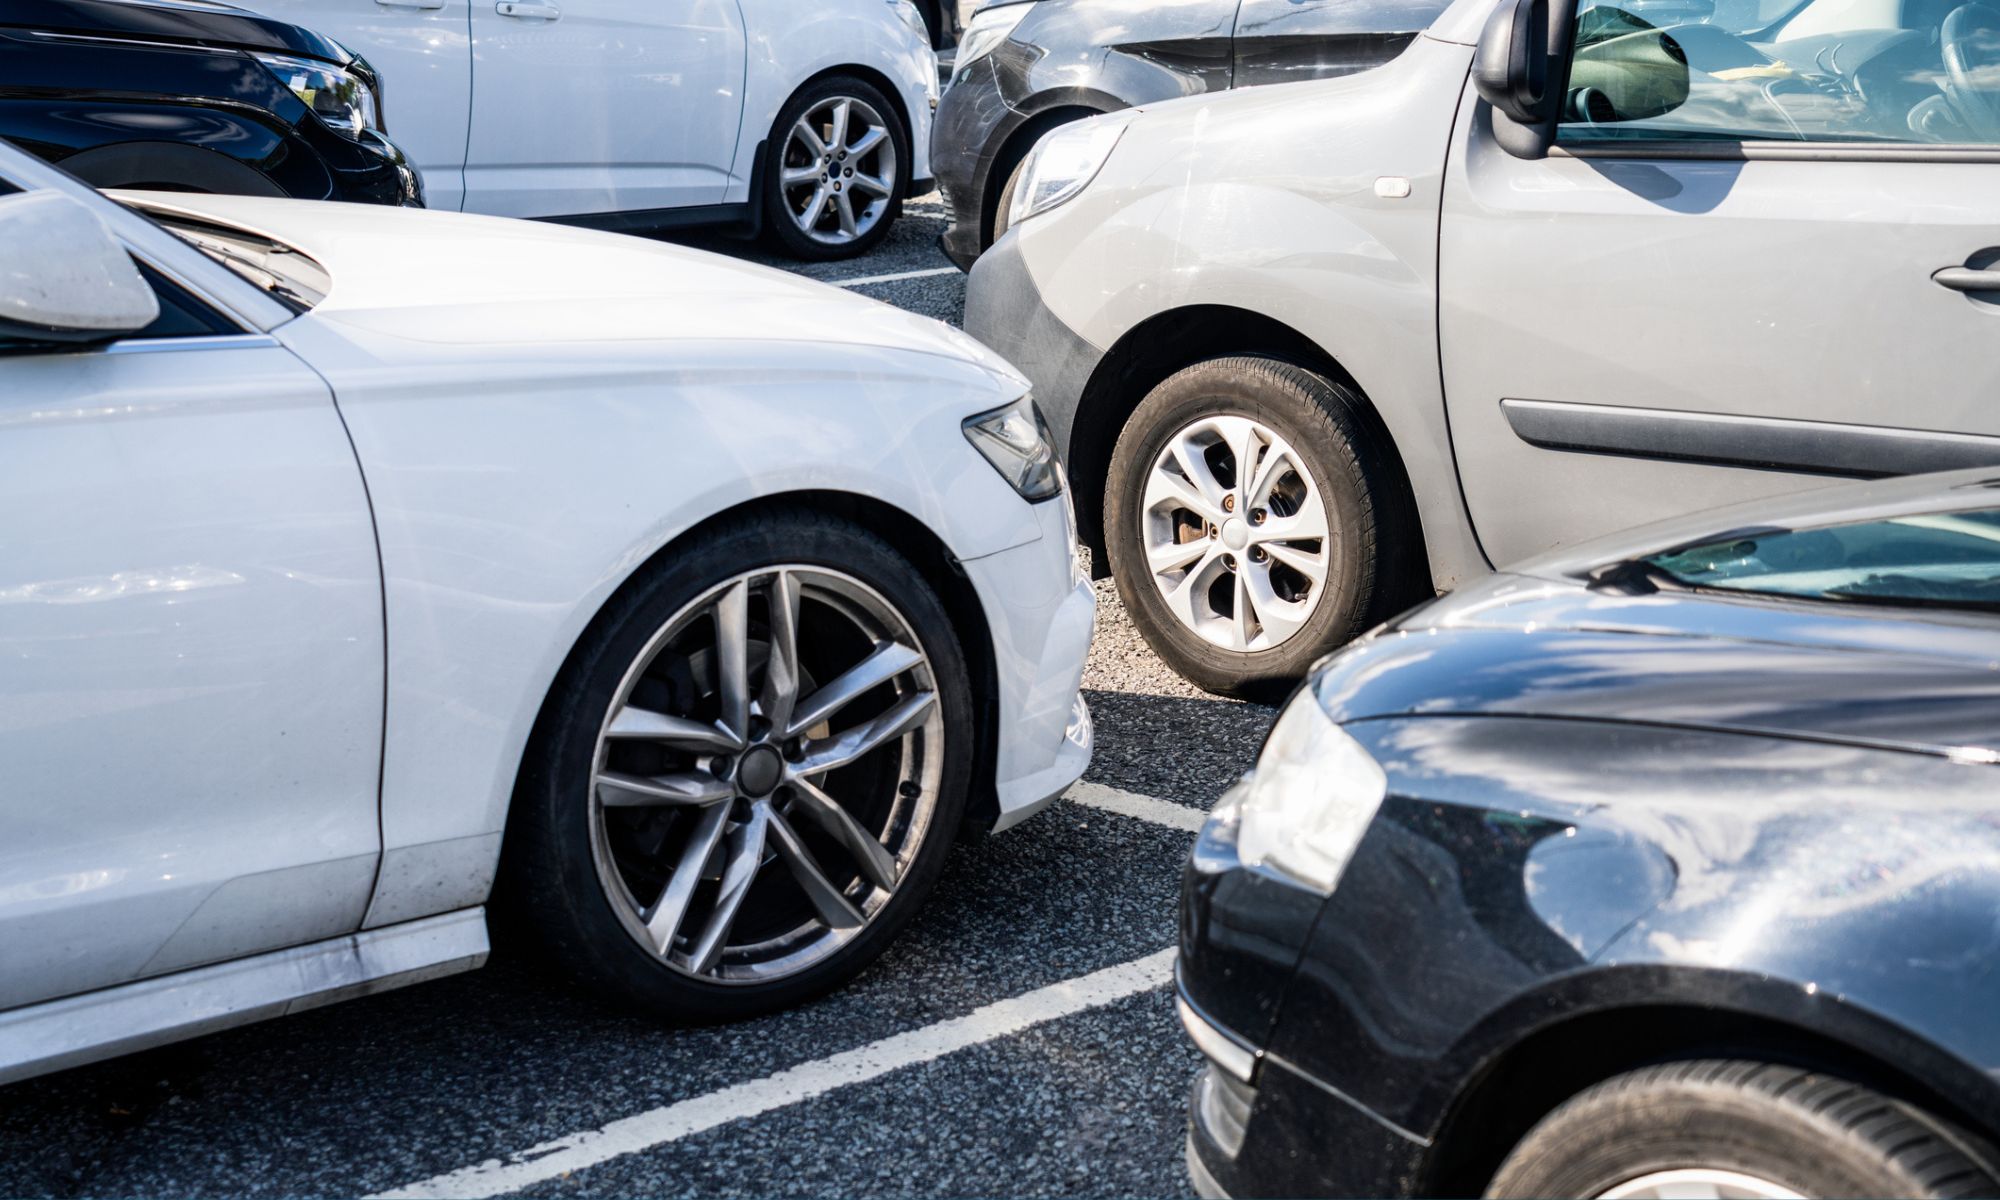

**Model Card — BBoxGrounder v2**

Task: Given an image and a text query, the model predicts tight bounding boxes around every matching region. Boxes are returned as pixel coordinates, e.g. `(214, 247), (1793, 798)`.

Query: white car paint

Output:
(251, 0), (938, 221)
(0, 143), (1090, 1078)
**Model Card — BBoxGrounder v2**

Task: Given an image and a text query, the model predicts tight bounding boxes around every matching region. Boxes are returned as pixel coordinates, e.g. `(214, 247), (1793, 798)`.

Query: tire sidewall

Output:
(1104, 359), (1378, 699)
(511, 512), (972, 1020)
(762, 76), (909, 261)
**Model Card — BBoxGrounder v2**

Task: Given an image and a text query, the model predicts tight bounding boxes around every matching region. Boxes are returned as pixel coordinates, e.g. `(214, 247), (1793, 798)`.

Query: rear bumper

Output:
(958, 493), (1094, 831)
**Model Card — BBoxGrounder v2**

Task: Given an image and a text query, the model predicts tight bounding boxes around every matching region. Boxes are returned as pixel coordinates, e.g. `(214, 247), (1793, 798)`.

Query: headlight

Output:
(1006, 111), (1135, 229)
(962, 394), (1063, 501)
(889, 0), (929, 42)
(950, 2), (1032, 87)
(1225, 692), (1385, 894)
(255, 53), (379, 141)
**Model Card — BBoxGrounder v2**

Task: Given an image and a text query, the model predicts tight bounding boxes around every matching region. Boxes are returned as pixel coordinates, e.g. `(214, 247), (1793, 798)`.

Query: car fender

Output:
(1010, 35), (1490, 588)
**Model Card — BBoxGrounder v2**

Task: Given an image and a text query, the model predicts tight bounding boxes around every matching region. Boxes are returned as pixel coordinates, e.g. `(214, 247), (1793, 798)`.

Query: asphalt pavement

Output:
(0, 193), (1281, 1198)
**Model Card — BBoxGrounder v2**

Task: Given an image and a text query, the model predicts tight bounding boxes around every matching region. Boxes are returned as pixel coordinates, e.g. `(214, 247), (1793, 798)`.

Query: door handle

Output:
(496, 1), (560, 17)
(374, 0), (447, 9)
(1933, 266), (2000, 293)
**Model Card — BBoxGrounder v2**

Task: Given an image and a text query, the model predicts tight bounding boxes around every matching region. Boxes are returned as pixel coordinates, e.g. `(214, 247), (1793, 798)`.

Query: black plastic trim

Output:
(1501, 398), (2000, 478)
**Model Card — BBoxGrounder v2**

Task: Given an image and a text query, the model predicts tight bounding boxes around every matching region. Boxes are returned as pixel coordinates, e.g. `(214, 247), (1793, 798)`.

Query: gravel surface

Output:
(0, 192), (1277, 1199)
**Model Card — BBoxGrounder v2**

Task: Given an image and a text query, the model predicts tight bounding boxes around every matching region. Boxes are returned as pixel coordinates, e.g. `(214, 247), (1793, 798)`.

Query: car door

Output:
(461, 0), (748, 218)
(0, 245), (385, 1011)
(251, 0), (476, 210)
(1231, 0), (1450, 87)
(1437, 0), (2000, 567)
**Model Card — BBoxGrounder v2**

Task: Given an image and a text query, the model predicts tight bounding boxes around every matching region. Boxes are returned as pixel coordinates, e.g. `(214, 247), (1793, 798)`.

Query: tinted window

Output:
(1557, 0), (2000, 144)
(1644, 510), (2000, 609)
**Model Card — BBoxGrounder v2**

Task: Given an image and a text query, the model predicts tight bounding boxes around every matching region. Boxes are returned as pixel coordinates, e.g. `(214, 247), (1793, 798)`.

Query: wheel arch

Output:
(1066, 303), (1429, 595)
(509, 488), (1003, 840)
(1419, 993), (2000, 1197)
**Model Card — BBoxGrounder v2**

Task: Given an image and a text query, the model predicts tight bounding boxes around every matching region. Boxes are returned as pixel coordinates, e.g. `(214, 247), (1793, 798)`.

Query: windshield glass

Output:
(120, 204), (330, 311)
(1642, 510), (2000, 612)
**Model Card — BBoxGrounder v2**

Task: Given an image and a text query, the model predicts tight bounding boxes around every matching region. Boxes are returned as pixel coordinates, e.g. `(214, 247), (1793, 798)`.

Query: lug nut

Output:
(1222, 495), (1236, 513)
(1250, 508), (1266, 525)
(1208, 525), (1219, 540)
(1251, 546), (1268, 563)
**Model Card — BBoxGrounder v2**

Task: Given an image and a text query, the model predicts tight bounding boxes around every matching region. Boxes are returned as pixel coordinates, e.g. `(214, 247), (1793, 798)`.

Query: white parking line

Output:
(831, 265), (962, 288)
(1065, 781), (1209, 833)
(374, 947), (1178, 1199)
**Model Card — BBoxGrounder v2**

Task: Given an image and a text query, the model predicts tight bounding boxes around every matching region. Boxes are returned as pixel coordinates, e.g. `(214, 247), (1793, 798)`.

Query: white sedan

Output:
(0, 141), (1093, 1082)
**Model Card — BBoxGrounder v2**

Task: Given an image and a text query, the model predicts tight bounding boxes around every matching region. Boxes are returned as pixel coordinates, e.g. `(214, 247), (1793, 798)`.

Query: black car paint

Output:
(932, 0), (1444, 269)
(1180, 564), (2000, 1197)
(1, 0), (419, 205)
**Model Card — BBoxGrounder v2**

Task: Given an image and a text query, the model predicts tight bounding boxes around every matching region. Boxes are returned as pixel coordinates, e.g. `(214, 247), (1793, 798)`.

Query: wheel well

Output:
(981, 106), (1103, 246)
(522, 490), (1004, 836)
(1066, 304), (1429, 594)
(1421, 1005), (1997, 1197)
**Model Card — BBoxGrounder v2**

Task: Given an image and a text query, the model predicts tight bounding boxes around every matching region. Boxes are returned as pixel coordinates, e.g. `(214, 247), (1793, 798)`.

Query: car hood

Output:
(119, 193), (1023, 376)
(1312, 573), (2000, 762)
(7, 0), (356, 64)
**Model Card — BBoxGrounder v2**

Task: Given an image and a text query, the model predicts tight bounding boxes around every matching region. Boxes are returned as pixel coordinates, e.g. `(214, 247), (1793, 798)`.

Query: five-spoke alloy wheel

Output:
(504, 511), (970, 1019)
(764, 77), (908, 260)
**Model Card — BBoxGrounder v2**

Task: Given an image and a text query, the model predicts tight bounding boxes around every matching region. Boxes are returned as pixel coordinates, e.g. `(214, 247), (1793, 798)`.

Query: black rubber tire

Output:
(990, 155), (1028, 247)
(1487, 1060), (2000, 1199)
(760, 75), (909, 262)
(498, 508), (974, 1021)
(1102, 356), (1418, 703)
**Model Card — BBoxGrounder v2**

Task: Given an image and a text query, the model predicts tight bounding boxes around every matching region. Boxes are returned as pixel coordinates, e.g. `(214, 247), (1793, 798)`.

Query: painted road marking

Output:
(831, 265), (962, 288)
(1064, 780), (1208, 833)
(375, 947), (1178, 1199)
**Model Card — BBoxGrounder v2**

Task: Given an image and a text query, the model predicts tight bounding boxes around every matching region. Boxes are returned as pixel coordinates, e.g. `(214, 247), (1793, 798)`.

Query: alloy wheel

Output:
(778, 96), (898, 247)
(1597, 1170), (1806, 1200)
(588, 566), (942, 984)
(1141, 413), (1331, 653)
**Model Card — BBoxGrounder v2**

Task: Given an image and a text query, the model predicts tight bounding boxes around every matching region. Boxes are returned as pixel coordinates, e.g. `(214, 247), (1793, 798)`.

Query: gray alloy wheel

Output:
(778, 95), (899, 249)
(586, 565), (943, 984)
(1141, 412), (1332, 653)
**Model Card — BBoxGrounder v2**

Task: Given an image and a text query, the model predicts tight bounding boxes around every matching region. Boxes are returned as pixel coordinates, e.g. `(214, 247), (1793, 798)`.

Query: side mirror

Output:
(0, 190), (159, 346)
(1472, 0), (1580, 158)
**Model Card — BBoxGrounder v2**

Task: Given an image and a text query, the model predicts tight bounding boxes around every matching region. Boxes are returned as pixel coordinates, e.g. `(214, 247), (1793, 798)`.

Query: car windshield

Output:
(1640, 509), (2000, 612)
(120, 204), (330, 312)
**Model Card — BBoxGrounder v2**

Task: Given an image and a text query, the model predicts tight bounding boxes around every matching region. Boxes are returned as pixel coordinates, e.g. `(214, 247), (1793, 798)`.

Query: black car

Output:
(1179, 469), (2000, 1199)
(931, 0), (1449, 270)
(2, 0), (419, 206)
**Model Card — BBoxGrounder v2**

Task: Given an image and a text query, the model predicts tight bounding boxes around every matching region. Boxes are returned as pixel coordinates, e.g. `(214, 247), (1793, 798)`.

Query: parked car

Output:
(964, 0), (2000, 699)
(0, 138), (1093, 1084)
(241, 0), (939, 259)
(0, 0), (419, 205)
(1178, 467), (2000, 1200)
(933, 0), (1449, 269)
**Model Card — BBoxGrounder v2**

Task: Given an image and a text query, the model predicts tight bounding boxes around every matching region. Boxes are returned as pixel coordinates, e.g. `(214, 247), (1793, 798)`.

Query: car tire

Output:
(1487, 1060), (2000, 1199)
(762, 75), (909, 261)
(500, 507), (974, 1020)
(1103, 357), (1418, 703)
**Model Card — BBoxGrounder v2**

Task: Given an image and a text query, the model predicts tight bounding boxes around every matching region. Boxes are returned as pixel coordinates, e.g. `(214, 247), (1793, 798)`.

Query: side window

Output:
(1557, 0), (2000, 144)
(1640, 509), (2000, 610)
(129, 262), (237, 340)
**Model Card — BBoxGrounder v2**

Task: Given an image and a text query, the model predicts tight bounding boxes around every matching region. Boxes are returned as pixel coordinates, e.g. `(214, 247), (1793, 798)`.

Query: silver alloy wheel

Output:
(1141, 413), (1331, 652)
(779, 95), (898, 246)
(588, 566), (943, 984)
(1597, 1169), (1806, 1200)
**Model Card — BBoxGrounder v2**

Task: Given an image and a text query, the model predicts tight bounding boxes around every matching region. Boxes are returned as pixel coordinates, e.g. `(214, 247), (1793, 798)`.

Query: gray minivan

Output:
(966, 0), (2000, 698)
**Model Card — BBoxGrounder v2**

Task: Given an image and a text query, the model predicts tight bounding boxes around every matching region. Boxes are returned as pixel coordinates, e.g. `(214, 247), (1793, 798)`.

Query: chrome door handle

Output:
(496, 1), (560, 17)
(374, 0), (447, 9)
(1933, 266), (2000, 293)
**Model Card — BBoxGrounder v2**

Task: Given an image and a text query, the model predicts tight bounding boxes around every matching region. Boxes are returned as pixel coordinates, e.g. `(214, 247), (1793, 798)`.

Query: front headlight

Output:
(962, 394), (1064, 501)
(950, 1), (1032, 86)
(1226, 692), (1385, 894)
(255, 53), (379, 141)
(1006, 111), (1136, 229)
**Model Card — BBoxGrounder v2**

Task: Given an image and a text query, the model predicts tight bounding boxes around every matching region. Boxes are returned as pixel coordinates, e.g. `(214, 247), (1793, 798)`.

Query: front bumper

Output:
(957, 491), (1094, 831)
(962, 230), (1104, 475)
(310, 124), (425, 207)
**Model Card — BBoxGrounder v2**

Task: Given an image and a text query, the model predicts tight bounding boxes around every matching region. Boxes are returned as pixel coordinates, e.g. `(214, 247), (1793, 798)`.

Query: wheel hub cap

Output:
(1220, 517), (1249, 551)
(735, 744), (784, 798)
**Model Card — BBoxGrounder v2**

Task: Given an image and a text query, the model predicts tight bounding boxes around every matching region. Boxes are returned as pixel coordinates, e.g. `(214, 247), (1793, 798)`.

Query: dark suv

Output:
(1, 0), (419, 206)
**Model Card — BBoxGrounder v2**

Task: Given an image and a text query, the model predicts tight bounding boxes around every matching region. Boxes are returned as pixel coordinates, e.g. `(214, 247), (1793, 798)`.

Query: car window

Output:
(1556, 0), (2000, 144)
(1640, 509), (2000, 610)
(0, 259), (236, 355)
